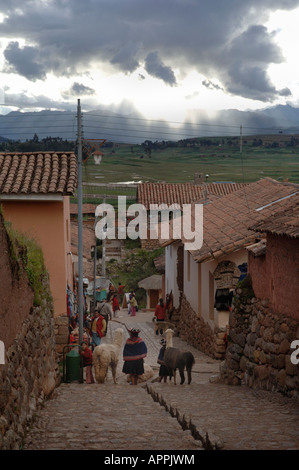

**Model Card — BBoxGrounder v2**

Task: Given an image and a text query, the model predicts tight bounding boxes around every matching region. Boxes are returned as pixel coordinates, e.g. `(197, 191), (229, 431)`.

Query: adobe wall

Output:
(220, 283), (299, 397)
(1, 200), (69, 317)
(0, 214), (34, 349)
(249, 234), (299, 320)
(0, 214), (60, 449)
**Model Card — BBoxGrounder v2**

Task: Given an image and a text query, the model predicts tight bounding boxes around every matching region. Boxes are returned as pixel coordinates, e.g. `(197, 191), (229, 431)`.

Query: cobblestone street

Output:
(23, 309), (299, 451)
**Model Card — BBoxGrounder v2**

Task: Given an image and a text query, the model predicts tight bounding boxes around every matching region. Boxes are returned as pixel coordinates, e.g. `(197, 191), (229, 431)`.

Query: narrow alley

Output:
(23, 309), (299, 452)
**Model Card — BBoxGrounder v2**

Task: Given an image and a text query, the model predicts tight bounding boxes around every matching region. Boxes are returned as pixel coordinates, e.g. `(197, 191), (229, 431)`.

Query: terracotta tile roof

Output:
(0, 152), (77, 196)
(160, 178), (299, 263)
(137, 182), (247, 209)
(246, 239), (267, 257)
(249, 195), (299, 238)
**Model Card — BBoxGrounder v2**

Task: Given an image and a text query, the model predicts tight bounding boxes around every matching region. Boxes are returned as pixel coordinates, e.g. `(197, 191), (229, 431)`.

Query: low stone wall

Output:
(0, 294), (60, 450)
(220, 285), (299, 397)
(176, 294), (226, 359)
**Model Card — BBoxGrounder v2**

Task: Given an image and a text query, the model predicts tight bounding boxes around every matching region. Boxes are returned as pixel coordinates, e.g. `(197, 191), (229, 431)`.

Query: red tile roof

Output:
(160, 178), (299, 263)
(137, 182), (247, 209)
(0, 152), (77, 196)
(249, 195), (299, 238)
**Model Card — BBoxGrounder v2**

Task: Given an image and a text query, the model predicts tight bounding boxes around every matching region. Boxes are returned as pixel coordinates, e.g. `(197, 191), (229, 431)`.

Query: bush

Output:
(5, 223), (50, 306)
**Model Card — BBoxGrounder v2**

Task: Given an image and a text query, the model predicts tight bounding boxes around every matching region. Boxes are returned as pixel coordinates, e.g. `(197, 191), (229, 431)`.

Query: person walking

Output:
(112, 293), (120, 318)
(117, 282), (125, 305)
(122, 328), (147, 385)
(157, 338), (169, 383)
(80, 341), (95, 384)
(129, 293), (137, 317)
(96, 299), (112, 334)
(154, 298), (166, 335)
(107, 282), (115, 302)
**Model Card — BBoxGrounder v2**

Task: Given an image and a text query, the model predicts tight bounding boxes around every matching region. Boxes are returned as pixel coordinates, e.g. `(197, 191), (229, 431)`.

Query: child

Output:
(129, 293), (137, 317)
(157, 338), (169, 383)
(80, 341), (95, 384)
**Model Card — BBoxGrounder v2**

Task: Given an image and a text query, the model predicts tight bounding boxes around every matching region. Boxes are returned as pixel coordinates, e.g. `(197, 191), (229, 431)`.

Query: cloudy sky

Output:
(0, 0), (299, 123)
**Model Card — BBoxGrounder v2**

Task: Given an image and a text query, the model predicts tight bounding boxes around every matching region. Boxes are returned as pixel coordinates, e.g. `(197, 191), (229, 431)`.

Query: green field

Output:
(75, 135), (299, 204)
(82, 138), (299, 185)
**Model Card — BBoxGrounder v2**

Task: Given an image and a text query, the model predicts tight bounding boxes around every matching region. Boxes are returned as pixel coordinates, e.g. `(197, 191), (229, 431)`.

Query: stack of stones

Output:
(0, 294), (60, 450)
(220, 285), (299, 397)
(176, 294), (227, 359)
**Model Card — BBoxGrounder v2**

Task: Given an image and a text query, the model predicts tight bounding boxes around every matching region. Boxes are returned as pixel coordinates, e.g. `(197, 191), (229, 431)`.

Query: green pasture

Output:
(82, 141), (299, 186)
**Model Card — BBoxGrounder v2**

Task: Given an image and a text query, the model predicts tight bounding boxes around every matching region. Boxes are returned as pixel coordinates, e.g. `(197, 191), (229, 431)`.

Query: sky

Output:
(0, 0), (299, 124)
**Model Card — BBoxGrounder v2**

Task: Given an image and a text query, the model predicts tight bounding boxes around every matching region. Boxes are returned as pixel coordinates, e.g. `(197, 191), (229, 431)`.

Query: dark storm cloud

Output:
(1, 0), (299, 102)
(3, 41), (46, 81)
(110, 42), (141, 73)
(145, 52), (177, 86)
(65, 82), (96, 97)
(219, 24), (293, 101)
(202, 80), (223, 91)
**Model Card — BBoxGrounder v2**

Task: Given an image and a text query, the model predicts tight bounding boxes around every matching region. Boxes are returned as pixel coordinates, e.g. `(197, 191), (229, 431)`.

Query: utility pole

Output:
(93, 244), (97, 311)
(240, 125), (243, 154)
(204, 174), (209, 205)
(77, 99), (84, 344)
(102, 196), (106, 277)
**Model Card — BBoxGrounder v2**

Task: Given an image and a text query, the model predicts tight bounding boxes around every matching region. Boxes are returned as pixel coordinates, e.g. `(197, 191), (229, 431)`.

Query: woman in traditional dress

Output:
(122, 328), (147, 385)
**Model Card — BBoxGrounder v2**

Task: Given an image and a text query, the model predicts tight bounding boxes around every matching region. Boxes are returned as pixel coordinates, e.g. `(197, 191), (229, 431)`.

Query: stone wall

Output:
(175, 294), (227, 359)
(0, 293), (60, 449)
(54, 315), (70, 359)
(0, 215), (60, 449)
(220, 282), (299, 397)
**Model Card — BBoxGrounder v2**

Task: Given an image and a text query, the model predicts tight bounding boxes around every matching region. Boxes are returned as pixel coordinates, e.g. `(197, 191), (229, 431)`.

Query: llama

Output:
(163, 329), (195, 385)
(93, 328), (124, 384)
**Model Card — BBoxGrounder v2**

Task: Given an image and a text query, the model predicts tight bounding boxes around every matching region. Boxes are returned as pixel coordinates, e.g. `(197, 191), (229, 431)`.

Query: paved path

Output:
(23, 309), (299, 451)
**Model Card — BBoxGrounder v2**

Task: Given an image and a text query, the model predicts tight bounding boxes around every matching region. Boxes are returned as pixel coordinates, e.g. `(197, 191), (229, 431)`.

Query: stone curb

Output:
(146, 383), (223, 450)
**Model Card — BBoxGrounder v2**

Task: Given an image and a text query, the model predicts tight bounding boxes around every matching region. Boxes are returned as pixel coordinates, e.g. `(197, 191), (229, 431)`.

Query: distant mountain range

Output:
(0, 104), (298, 144)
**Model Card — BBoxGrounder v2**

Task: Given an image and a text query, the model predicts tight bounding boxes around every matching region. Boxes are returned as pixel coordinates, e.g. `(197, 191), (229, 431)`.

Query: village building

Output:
(138, 274), (164, 310)
(137, 181), (248, 250)
(220, 194), (299, 394)
(248, 196), (299, 319)
(0, 151), (77, 317)
(160, 178), (299, 359)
